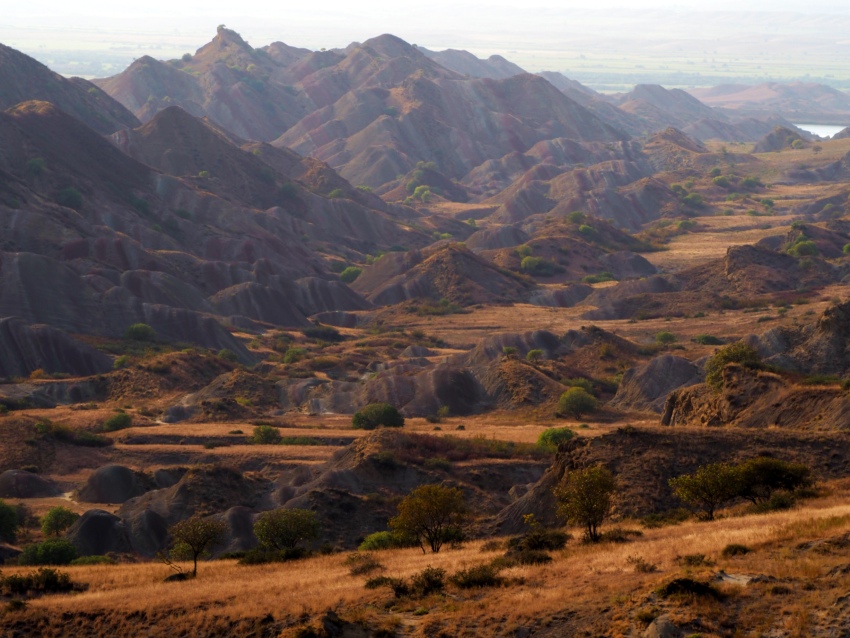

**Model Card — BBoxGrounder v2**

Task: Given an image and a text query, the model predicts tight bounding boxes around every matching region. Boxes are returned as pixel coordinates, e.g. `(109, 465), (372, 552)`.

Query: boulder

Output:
(67, 510), (131, 556)
(611, 355), (701, 413)
(77, 465), (151, 504)
(0, 470), (61, 498)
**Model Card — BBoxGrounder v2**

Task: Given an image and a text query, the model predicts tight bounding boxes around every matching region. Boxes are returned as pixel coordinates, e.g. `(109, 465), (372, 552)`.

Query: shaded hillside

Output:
(497, 426), (850, 531)
(419, 47), (525, 79)
(0, 43), (139, 134)
(94, 27), (311, 141)
(690, 82), (850, 125)
(352, 243), (534, 306)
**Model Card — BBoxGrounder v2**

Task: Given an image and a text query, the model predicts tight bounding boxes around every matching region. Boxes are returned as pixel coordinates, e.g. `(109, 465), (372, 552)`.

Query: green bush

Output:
(124, 323), (156, 342)
(557, 387), (599, 419)
(712, 176), (731, 188)
(736, 457), (811, 505)
(655, 331), (676, 346)
(25, 157), (46, 176)
(703, 342), (762, 391)
(352, 403), (404, 430)
(251, 425), (282, 444)
(302, 326), (343, 342)
(56, 187), (83, 210)
(520, 256), (557, 276)
(693, 334), (723, 345)
(788, 240), (819, 257)
(358, 531), (411, 551)
(669, 462), (741, 521)
(217, 349), (238, 362)
(70, 555), (115, 566)
(567, 211), (586, 224)
(0, 499), (19, 543)
(526, 348), (544, 362)
(582, 272), (615, 284)
(339, 267), (362, 284)
(1, 568), (74, 595)
(18, 539), (78, 565)
(537, 427), (575, 452)
(101, 412), (132, 432)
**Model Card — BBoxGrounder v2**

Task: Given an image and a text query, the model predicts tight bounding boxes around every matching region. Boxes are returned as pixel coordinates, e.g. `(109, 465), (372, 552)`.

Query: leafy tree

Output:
(557, 388), (599, 419)
(537, 427), (575, 452)
(0, 499), (19, 543)
(251, 425), (282, 444)
(124, 323), (156, 342)
(253, 508), (320, 551)
(526, 349), (543, 362)
(788, 240), (818, 257)
(352, 403), (404, 430)
(40, 507), (79, 538)
(554, 465), (616, 542)
(339, 266), (362, 284)
(669, 462), (741, 521)
(736, 457), (811, 505)
(703, 342), (762, 391)
(389, 484), (468, 553)
(167, 516), (227, 576)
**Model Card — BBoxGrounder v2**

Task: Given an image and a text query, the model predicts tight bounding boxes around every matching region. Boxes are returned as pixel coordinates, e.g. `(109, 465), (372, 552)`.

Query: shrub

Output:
(788, 240), (819, 257)
(682, 193), (704, 208)
(124, 323), (156, 342)
(567, 211), (586, 224)
(40, 507), (79, 538)
(562, 377), (595, 394)
(449, 563), (503, 589)
(352, 403), (404, 430)
(253, 508), (320, 550)
(0, 500), (19, 543)
(721, 543), (751, 557)
(499, 548), (552, 566)
(520, 256), (557, 276)
(703, 342), (762, 391)
(339, 267), (362, 284)
(327, 188), (344, 199)
(358, 531), (412, 551)
(18, 539), (78, 565)
(283, 347), (307, 364)
(656, 578), (722, 600)
(712, 176), (731, 188)
(557, 387), (599, 419)
(693, 334), (723, 345)
(302, 325), (343, 342)
(390, 484), (468, 553)
(344, 552), (384, 576)
(1, 568), (74, 595)
(25, 157), (46, 176)
(537, 427), (575, 452)
(554, 465), (616, 542)
(410, 566), (446, 595)
(101, 412), (132, 432)
(582, 272), (615, 284)
(655, 331), (676, 346)
(217, 349), (238, 362)
(251, 425), (282, 444)
(626, 555), (657, 573)
(56, 187), (83, 210)
(70, 555), (115, 566)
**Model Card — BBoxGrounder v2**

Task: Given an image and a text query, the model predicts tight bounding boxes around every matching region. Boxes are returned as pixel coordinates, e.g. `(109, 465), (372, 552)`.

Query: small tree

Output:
(167, 516), (227, 577)
(352, 403), (404, 430)
(557, 387), (599, 419)
(669, 462), (741, 521)
(0, 499), (19, 543)
(736, 457), (811, 505)
(40, 507), (79, 538)
(253, 508), (320, 551)
(554, 465), (616, 542)
(703, 342), (762, 391)
(389, 484), (468, 553)
(526, 349), (544, 363)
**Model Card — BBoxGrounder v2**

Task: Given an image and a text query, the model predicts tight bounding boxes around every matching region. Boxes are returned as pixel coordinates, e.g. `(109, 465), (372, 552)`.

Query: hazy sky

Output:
(4, 0), (850, 85)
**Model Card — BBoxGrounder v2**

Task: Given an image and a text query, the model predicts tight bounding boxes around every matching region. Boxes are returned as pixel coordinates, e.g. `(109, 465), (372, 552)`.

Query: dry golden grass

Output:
(10, 486), (850, 636)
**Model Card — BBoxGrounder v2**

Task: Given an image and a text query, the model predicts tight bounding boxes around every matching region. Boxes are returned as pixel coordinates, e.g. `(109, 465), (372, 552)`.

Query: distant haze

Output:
(4, 1), (850, 90)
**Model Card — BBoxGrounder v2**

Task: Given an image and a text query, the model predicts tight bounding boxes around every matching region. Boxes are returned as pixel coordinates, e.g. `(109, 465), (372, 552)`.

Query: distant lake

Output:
(793, 123), (848, 138)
